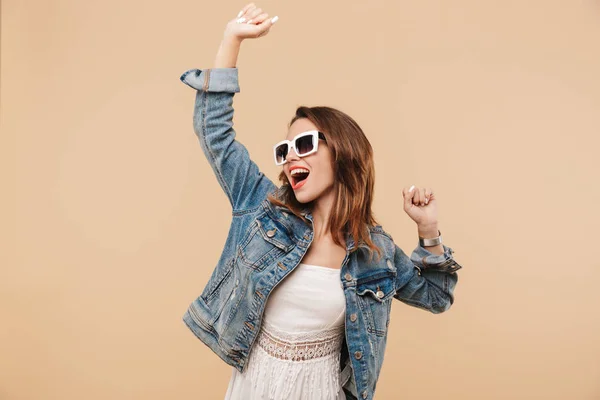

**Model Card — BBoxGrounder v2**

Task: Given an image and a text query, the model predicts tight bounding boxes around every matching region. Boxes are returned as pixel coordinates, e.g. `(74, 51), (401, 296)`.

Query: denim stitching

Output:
(232, 205), (261, 216)
(199, 90), (234, 208)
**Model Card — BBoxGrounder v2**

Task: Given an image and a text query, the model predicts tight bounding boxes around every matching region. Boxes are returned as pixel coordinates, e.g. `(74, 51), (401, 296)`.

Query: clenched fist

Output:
(224, 3), (279, 42)
(402, 185), (438, 228)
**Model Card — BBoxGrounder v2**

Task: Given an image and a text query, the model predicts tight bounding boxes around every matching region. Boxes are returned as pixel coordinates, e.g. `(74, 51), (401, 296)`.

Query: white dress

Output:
(224, 263), (347, 400)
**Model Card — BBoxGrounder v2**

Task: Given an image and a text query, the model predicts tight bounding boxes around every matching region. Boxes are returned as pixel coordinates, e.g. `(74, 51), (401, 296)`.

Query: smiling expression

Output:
(282, 118), (335, 203)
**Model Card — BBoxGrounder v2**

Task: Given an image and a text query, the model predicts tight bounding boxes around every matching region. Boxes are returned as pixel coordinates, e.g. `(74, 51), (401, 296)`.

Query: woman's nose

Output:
(286, 148), (300, 161)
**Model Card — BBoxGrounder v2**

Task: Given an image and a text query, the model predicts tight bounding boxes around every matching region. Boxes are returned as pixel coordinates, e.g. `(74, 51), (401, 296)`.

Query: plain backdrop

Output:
(2, 0), (600, 399)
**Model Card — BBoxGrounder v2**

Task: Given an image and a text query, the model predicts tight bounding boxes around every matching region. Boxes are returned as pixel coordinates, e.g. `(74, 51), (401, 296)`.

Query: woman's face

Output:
(282, 118), (335, 204)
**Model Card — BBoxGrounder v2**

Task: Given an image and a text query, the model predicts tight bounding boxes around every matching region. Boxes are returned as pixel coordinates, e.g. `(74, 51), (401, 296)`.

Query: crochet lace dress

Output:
(224, 262), (347, 400)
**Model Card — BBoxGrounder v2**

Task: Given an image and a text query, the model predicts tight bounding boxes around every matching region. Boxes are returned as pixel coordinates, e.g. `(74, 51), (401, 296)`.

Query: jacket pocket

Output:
(356, 270), (396, 337)
(200, 258), (239, 325)
(202, 258), (234, 303)
(238, 213), (295, 271)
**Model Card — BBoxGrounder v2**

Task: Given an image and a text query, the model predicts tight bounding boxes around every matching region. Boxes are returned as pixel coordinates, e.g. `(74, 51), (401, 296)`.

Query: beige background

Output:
(2, 0), (600, 399)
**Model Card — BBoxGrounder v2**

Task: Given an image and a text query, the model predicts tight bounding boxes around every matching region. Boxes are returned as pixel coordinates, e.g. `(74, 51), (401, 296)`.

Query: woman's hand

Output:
(224, 3), (279, 42)
(214, 3), (278, 68)
(402, 185), (439, 228)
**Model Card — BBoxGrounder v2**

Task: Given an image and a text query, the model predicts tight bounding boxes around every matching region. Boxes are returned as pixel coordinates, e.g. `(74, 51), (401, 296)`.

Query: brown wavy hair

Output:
(267, 106), (383, 262)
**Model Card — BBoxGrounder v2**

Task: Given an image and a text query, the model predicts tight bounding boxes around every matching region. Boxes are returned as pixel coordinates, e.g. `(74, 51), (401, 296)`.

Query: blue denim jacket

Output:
(180, 67), (462, 400)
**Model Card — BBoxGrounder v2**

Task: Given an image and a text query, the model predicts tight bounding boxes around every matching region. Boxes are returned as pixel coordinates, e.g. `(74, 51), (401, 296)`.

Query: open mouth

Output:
(290, 170), (310, 189)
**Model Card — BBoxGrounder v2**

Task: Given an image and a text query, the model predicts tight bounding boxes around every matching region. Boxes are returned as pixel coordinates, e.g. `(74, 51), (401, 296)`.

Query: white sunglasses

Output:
(273, 130), (327, 166)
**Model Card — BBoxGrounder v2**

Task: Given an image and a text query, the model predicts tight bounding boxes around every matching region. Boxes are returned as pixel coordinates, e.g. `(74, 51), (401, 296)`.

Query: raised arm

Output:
(179, 4), (279, 214)
(393, 185), (463, 313)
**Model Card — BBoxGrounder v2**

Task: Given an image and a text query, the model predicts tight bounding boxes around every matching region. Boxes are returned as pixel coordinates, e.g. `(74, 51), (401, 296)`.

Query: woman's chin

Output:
(294, 193), (311, 203)
(293, 190), (316, 204)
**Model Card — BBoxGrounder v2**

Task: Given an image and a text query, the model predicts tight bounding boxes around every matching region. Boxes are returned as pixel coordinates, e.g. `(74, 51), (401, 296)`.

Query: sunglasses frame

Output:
(273, 130), (327, 166)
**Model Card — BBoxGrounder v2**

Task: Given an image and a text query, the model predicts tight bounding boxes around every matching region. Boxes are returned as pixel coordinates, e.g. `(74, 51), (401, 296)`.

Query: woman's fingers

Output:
(403, 185), (415, 209)
(238, 3), (255, 17)
(230, 3), (278, 40)
(236, 3), (255, 22)
(403, 185), (434, 207)
(255, 15), (279, 37)
(414, 188), (422, 206)
(424, 188), (432, 204)
(247, 12), (269, 25)
(417, 187), (434, 205)
(255, 21), (273, 37)
(420, 187), (428, 206)
(245, 7), (263, 23)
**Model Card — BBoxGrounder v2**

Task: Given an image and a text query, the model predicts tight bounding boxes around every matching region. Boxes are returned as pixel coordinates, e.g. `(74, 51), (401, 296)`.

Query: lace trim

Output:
(242, 344), (344, 399)
(237, 319), (346, 399)
(257, 319), (345, 362)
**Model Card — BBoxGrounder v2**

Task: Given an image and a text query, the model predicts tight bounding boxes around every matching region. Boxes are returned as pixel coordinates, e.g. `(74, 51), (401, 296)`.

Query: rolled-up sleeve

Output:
(410, 243), (462, 274)
(180, 68), (240, 93)
(393, 243), (461, 314)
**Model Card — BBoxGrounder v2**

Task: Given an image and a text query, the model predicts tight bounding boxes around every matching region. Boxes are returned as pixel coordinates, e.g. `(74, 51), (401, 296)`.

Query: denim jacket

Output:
(179, 67), (462, 400)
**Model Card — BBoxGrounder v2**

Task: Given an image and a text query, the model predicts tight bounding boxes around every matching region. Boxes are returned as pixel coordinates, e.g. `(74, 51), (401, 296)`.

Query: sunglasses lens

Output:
(296, 134), (315, 156)
(275, 144), (288, 164)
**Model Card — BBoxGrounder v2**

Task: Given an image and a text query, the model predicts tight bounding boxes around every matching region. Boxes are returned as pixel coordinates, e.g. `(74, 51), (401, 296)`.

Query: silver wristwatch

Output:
(419, 230), (442, 247)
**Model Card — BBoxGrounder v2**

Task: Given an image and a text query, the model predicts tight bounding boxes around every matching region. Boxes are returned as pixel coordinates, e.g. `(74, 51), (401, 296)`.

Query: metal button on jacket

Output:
(386, 259), (393, 268)
(350, 313), (357, 322)
(344, 273), (352, 282)
(354, 350), (362, 359)
(376, 290), (384, 299)
(266, 228), (276, 237)
(362, 390), (368, 399)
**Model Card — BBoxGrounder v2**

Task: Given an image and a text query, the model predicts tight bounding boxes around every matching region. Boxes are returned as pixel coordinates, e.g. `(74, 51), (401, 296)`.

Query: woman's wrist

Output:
(213, 36), (243, 68)
(417, 224), (444, 255)
(417, 223), (439, 239)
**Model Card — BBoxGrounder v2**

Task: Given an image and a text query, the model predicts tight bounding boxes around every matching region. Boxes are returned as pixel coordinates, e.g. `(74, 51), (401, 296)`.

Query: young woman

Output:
(180, 4), (462, 399)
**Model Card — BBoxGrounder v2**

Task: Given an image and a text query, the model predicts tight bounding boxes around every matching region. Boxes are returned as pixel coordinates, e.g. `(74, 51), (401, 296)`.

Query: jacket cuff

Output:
(410, 243), (462, 273)
(179, 68), (240, 93)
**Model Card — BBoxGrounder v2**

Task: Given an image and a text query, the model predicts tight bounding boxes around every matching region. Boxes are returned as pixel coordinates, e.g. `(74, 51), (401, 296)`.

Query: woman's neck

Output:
(309, 191), (346, 245)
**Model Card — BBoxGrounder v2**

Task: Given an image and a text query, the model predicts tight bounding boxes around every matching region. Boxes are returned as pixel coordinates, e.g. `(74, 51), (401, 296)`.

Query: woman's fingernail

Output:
(271, 16), (279, 24)
(425, 198), (429, 204)
(246, 19), (253, 24)
(409, 185), (415, 192)
(237, 17), (246, 23)
(237, 10), (243, 18)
